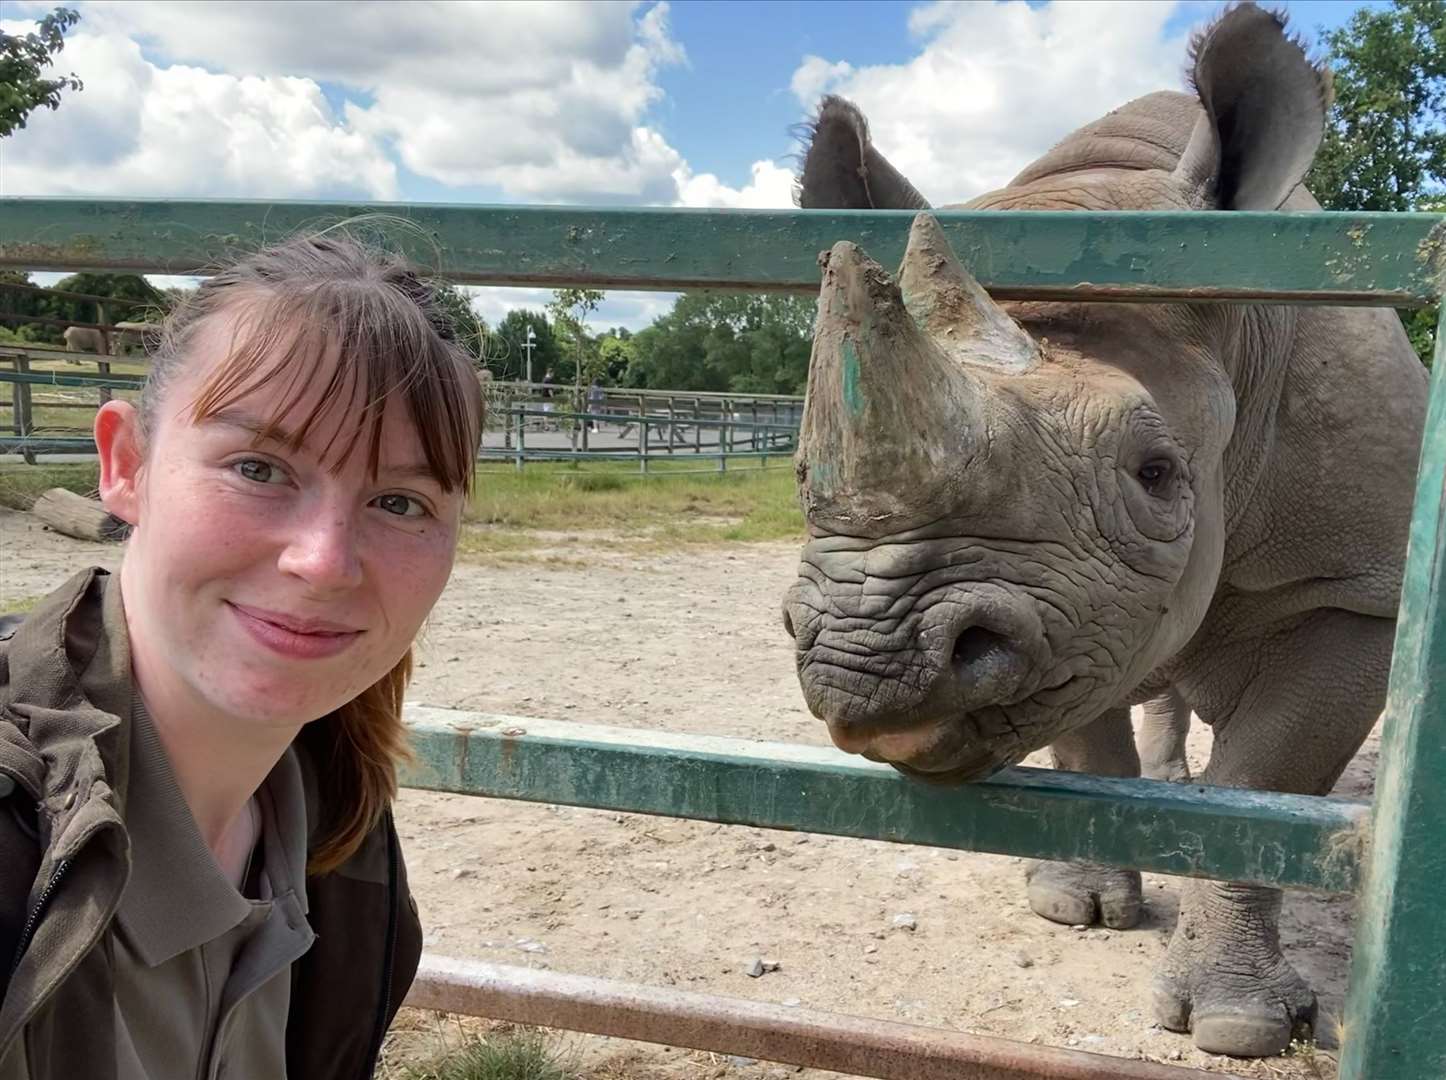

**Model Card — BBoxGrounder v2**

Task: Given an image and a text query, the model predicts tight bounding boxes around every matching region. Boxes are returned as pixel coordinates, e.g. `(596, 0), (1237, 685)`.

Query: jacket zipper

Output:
(9, 858), (70, 977)
(361, 816), (400, 1078)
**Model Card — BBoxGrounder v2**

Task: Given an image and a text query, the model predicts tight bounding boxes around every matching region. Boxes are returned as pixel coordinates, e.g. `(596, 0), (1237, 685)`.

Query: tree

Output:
(622, 292), (815, 394)
(0, 7), (84, 137)
(1307, 0), (1445, 365)
(49, 272), (165, 330)
(547, 288), (605, 394)
(429, 281), (488, 363)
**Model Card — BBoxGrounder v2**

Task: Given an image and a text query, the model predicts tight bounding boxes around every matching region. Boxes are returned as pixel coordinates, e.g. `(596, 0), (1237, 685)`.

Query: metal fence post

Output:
(1338, 304), (1446, 1080)
(514, 404), (525, 472)
(638, 407), (648, 475)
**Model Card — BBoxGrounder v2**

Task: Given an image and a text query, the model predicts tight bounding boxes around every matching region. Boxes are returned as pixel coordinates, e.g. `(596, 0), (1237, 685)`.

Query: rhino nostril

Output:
(949, 626), (1027, 703)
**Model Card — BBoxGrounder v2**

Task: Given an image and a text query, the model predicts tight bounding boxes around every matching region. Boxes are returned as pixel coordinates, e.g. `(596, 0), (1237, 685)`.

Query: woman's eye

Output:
(235, 459), (285, 485)
(375, 493), (427, 518)
(1137, 459), (1174, 496)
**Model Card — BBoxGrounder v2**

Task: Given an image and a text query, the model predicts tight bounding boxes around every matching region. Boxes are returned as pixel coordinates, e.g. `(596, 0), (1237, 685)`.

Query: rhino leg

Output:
(1026, 706), (1144, 929)
(1154, 610), (1392, 1057)
(1138, 686), (1192, 782)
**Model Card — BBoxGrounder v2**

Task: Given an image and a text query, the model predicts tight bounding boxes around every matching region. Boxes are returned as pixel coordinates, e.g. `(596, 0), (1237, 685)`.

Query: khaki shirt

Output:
(111, 705), (314, 1080)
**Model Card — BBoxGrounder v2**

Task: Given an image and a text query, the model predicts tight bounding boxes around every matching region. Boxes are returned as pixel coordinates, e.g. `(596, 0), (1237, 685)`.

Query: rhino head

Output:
(783, 4), (1331, 780)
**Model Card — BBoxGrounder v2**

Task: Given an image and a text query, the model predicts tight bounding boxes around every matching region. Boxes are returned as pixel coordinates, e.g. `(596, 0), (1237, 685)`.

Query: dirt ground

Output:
(0, 505), (1368, 1079)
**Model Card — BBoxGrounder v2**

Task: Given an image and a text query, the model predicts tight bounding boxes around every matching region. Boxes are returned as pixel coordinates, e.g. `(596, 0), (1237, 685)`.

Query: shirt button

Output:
(62, 790), (77, 810)
(0, 774), (14, 799)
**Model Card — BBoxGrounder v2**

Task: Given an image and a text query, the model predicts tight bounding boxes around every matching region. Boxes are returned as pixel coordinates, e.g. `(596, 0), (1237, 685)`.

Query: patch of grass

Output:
(467, 461), (802, 541)
(0, 462), (101, 510)
(393, 1027), (574, 1080)
(0, 594), (46, 616)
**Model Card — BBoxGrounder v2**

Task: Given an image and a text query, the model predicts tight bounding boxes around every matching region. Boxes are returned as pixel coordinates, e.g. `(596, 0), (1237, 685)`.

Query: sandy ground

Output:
(0, 505), (1366, 1079)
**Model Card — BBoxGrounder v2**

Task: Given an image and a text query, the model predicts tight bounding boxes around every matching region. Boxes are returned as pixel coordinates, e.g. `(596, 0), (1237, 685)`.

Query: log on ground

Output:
(31, 487), (131, 542)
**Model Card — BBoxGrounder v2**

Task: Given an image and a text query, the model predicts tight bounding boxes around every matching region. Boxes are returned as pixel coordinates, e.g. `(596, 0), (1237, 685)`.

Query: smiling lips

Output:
(228, 601), (363, 660)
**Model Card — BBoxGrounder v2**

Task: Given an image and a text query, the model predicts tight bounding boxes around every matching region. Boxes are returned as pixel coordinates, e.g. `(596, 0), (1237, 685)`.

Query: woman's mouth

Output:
(227, 601), (363, 660)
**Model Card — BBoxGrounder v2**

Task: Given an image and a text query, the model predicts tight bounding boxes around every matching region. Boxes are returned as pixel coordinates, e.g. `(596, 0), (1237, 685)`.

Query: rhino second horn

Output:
(796, 239), (984, 534)
(898, 213), (1039, 374)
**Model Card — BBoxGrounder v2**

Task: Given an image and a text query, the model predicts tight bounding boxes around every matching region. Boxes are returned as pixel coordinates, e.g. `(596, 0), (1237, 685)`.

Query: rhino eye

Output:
(1137, 459), (1175, 497)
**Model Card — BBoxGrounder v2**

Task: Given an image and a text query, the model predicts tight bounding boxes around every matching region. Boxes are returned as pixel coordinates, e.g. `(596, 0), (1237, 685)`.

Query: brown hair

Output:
(141, 225), (482, 874)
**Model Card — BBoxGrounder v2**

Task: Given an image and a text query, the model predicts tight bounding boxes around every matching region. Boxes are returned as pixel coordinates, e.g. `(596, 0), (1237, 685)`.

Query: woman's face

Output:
(98, 313), (466, 730)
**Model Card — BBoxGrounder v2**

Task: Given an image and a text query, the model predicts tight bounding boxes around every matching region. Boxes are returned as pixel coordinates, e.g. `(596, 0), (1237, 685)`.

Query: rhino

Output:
(782, 3), (1427, 1058)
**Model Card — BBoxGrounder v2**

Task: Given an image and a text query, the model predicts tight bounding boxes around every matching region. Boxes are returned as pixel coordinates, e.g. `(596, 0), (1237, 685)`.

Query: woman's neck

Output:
(121, 571), (301, 855)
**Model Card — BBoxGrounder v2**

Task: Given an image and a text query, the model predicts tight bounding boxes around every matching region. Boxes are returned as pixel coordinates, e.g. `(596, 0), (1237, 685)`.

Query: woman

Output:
(0, 228), (482, 1080)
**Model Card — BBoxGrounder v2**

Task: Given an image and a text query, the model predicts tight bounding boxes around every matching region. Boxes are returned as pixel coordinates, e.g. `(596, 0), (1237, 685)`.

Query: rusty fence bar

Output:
(405, 955), (1244, 1080)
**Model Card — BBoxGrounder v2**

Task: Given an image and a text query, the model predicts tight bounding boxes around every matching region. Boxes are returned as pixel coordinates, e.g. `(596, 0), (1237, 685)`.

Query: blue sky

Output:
(2, 0), (1382, 329)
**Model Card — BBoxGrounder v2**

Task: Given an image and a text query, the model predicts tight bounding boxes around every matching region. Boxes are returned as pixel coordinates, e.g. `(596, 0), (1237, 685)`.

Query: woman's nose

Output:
(277, 507), (364, 591)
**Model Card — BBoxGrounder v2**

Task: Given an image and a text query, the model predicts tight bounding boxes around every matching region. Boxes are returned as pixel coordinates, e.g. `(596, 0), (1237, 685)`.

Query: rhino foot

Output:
(1153, 882), (1316, 1057)
(1024, 861), (1142, 929)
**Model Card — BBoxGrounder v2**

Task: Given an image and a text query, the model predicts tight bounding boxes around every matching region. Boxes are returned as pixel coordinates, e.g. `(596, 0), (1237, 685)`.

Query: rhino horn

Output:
(898, 213), (1039, 373)
(796, 238), (984, 534)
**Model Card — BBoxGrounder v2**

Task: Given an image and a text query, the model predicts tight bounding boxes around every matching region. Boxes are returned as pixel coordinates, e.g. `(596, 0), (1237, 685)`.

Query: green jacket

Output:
(0, 569), (423, 1079)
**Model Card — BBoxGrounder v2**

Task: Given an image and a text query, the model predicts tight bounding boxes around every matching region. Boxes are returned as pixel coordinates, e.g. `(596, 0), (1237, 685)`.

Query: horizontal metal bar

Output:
(406, 955), (1231, 1080)
(0, 437), (95, 455)
(0, 370), (143, 390)
(2, 199), (1440, 305)
(399, 707), (1367, 892)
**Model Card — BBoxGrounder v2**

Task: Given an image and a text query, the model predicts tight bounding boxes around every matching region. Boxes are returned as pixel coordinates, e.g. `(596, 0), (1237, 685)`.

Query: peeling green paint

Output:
(0, 199), (1441, 304)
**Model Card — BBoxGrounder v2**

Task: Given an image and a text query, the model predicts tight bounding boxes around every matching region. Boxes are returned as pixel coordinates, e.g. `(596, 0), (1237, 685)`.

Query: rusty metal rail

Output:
(406, 955), (1243, 1080)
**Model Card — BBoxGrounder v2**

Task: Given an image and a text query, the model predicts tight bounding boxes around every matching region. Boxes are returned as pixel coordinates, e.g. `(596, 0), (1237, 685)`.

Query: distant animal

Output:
(111, 320), (160, 355)
(61, 325), (108, 361)
(782, 2), (1425, 1058)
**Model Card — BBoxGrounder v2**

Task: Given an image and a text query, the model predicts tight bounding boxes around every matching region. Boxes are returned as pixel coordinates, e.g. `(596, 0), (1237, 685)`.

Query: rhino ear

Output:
(795, 96), (932, 210)
(1175, 3), (1332, 210)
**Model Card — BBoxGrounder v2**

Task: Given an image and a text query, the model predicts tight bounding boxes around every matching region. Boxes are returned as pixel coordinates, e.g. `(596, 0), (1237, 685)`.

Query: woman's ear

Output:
(95, 400), (144, 526)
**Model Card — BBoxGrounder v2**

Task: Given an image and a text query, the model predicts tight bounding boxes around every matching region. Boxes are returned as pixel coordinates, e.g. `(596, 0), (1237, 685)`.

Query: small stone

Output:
(1167, 1049), (1184, 1061)
(1059, 998), (1081, 1008)
(781, 997), (802, 1008)
(624, 908), (644, 920)
(761, 958), (781, 973)
(727, 1057), (756, 1068)
(891, 913), (917, 931)
(1014, 953), (1034, 968)
(1070, 924), (1088, 932)
(743, 957), (766, 978)
(761, 842), (776, 852)
(864, 943), (879, 954)
(449, 868), (474, 880)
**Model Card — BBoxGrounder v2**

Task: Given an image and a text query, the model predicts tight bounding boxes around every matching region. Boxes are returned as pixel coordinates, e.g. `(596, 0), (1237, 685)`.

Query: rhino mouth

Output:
(818, 667), (1090, 784)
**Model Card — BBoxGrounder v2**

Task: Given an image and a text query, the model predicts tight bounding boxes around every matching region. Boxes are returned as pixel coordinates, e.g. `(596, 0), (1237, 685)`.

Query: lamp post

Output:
(523, 325), (537, 386)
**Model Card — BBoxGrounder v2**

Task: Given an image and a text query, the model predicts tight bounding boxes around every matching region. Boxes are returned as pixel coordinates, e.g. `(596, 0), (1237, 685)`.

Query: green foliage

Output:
(394, 1028), (571, 1080)
(622, 292), (814, 394)
(430, 281), (488, 362)
(492, 309), (563, 382)
(1307, 0), (1445, 365)
(547, 288), (605, 387)
(0, 271), (164, 345)
(0, 462), (99, 511)
(0, 7), (83, 137)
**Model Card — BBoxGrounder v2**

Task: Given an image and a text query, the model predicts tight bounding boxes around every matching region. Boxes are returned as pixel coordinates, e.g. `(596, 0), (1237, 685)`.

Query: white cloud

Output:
(674, 159), (795, 209)
(0, 23), (398, 198)
(41, 0), (698, 204)
(789, 0), (1191, 205)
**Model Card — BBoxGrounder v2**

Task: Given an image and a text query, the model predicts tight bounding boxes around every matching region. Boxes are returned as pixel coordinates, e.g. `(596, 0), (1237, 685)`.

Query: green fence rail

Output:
(2, 198), (1441, 304)
(3, 198), (1444, 1080)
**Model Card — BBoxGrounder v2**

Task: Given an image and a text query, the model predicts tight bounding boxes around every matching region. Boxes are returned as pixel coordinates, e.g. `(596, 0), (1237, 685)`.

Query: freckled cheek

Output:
(369, 528), (458, 629)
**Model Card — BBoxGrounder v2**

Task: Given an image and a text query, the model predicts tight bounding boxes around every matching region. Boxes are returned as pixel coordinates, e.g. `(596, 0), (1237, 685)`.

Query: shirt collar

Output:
(115, 702), (310, 967)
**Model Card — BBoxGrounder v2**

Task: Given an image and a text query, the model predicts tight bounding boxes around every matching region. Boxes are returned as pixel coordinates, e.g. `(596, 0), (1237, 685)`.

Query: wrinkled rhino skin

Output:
(783, 3), (1426, 1059)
